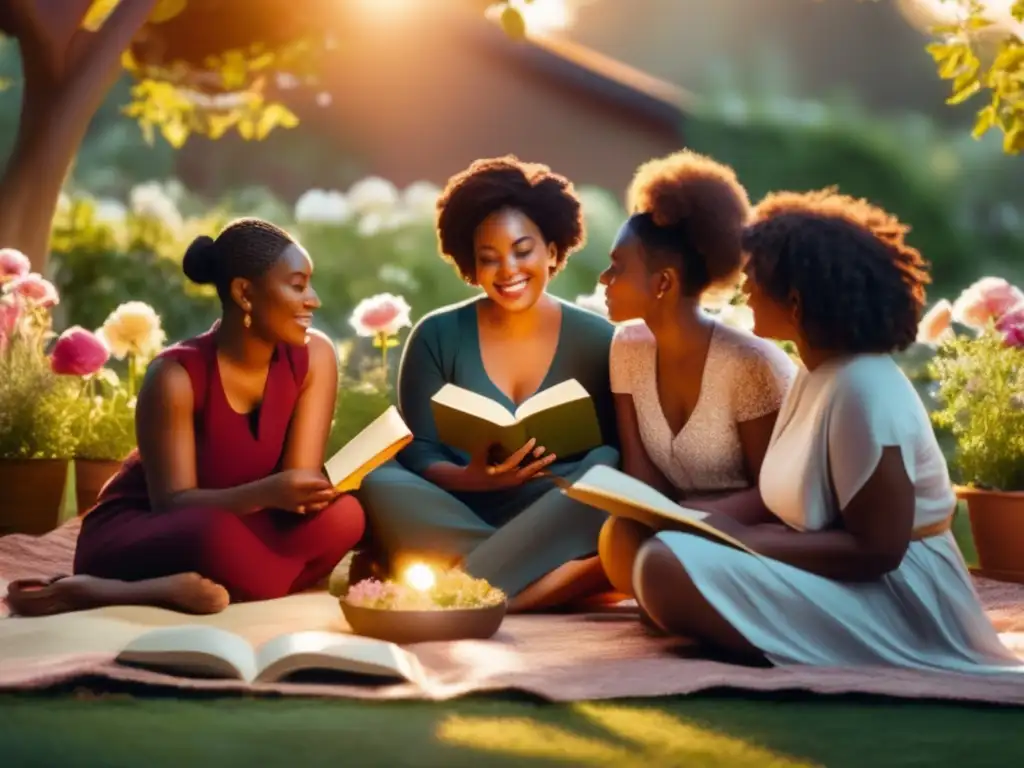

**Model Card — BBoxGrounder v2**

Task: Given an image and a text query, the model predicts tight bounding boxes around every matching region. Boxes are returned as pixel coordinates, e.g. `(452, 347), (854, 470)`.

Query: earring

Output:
(656, 289), (665, 300)
(244, 313), (251, 328)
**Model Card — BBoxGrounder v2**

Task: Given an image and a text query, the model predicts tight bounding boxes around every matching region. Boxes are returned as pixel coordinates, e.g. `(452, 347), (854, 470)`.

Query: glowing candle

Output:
(404, 563), (436, 592)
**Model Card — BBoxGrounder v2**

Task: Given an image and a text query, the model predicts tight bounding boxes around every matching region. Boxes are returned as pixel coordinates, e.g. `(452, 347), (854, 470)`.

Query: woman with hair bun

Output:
(597, 150), (797, 597)
(631, 189), (1022, 672)
(6, 218), (366, 616)
(357, 156), (620, 612)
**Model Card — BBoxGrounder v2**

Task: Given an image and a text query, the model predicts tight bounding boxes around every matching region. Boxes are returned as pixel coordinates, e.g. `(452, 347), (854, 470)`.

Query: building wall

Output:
(176, 11), (684, 201)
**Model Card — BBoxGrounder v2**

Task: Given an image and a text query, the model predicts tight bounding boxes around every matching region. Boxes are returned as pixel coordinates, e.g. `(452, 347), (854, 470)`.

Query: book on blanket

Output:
(324, 405), (412, 492)
(115, 625), (425, 685)
(430, 379), (603, 461)
(561, 465), (755, 554)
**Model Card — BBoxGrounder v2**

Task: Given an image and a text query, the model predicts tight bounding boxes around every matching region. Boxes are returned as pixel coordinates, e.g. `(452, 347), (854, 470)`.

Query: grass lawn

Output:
(1, 482), (1014, 767)
(2, 688), (1024, 768)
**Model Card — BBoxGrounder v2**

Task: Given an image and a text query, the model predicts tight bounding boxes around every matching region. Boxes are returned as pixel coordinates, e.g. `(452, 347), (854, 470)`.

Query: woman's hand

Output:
(263, 469), (339, 513)
(462, 438), (557, 491)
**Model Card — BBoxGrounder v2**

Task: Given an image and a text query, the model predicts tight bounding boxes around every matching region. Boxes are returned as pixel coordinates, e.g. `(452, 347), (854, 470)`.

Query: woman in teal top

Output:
(358, 156), (620, 611)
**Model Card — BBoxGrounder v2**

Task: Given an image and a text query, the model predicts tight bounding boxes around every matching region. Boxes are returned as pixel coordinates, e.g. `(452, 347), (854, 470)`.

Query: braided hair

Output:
(182, 217), (296, 302)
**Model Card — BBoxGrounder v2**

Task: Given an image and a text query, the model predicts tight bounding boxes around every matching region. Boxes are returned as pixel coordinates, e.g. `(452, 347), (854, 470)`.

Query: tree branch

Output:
(71, 0), (160, 94)
(5, 0), (95, 84)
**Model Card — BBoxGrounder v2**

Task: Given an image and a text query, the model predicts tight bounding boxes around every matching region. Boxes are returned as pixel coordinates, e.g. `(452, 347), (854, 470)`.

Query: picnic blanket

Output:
(2, 519), (1023, 704)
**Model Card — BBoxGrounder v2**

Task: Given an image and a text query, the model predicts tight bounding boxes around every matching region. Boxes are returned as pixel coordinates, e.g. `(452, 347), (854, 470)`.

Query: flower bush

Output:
(928, 277), (1024, 492)
(345, 569), (505, 611)
(0, 267), (82, 459)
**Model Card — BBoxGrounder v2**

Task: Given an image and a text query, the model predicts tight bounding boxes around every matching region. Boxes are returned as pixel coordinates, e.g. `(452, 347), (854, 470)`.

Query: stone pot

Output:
(0, 459), (71, 536)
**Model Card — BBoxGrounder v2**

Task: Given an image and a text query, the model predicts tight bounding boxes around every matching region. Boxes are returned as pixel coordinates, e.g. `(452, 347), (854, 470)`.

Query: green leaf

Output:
(947, 79), (982, 105)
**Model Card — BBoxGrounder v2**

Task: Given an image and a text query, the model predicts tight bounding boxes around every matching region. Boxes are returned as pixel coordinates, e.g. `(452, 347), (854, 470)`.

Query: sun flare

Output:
(404, 563), (436, 592)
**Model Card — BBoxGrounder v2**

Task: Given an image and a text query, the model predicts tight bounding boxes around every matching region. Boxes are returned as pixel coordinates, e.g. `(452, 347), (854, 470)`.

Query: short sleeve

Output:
(826, 367), (914, 510)
(609, 325), (633, 394)
(731, 342), (797, 422)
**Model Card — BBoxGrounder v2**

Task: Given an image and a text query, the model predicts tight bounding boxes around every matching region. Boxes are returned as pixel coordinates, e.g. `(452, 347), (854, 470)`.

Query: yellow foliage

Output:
(83, 0), (186, 31)
(927, 0), (1024, 153)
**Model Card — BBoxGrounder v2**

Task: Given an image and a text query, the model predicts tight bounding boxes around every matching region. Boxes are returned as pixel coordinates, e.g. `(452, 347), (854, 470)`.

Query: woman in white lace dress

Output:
(630, 189), (1022, 672)
(596, 150), (797, 596)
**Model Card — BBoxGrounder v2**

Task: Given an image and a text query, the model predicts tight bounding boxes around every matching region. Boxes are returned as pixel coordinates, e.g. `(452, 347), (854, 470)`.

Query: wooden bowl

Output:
(339, 600), (507, 645)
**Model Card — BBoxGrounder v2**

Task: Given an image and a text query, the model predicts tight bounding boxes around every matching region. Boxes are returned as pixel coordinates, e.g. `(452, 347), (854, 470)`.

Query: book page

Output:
(569, 465), (708, 523)
(565, 466), (754, 554)
(325, 405), (413, 490)
(116, 625), (258, 682)
(514, 379), (589, 421)
(431, 384), (515, 427)
(254, 631), (425, 685)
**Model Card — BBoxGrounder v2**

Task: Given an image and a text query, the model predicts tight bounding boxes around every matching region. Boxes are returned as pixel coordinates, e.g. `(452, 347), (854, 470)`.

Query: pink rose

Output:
(50, 326), (110, 376)
(0, 248), (30, 282)
(349, 293), (412, 337)
(952, 277), (1024, 329)
(2, 272), (59, 308)
(917, 299), (953, 344)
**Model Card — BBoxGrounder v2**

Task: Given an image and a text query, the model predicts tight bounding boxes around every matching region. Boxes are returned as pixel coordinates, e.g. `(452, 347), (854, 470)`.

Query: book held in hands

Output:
(430, 379), (603, 461)
(324, 405), (412, 492)
(115, 625), (426, 685)
(560, 465), (754, 554)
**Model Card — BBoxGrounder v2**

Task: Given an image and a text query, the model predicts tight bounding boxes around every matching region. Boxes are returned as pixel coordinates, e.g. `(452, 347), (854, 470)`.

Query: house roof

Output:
(457, 11), (694, 127)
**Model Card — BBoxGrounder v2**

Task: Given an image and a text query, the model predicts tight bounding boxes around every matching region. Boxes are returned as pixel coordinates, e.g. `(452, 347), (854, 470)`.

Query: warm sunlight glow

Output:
(404, 563), (436, 592)
(901, 0), (1023, 33)
(514, 0), (573, 34)
(351, 0), (419, 20)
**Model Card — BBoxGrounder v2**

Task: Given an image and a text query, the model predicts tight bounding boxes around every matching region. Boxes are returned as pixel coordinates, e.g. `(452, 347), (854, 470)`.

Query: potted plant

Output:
(926, 277), (1024, 582)
(73, 301), (166, 514)
(0, 253), (82, 535)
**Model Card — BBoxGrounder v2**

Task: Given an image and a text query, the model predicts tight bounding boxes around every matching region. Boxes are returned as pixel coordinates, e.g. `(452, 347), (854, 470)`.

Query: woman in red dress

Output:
(7, 218), (365, 615)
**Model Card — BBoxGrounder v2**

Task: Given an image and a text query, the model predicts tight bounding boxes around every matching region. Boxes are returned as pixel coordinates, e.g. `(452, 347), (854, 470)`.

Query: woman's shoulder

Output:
(560, 298), (614, 339)
(714, 322), (797, 378)
(410, 296), (480, 338)
(611, 319), (655, 349)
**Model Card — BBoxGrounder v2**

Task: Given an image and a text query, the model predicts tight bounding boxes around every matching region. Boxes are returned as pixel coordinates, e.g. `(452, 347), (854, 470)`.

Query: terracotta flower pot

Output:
(0, 459), (70, 536)
(956, 486), (1024, 583)
(74, 458), (122, 516)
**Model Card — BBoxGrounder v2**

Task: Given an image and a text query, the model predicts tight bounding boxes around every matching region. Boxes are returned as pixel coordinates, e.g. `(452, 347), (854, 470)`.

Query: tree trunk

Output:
(0, 0), (159, 274)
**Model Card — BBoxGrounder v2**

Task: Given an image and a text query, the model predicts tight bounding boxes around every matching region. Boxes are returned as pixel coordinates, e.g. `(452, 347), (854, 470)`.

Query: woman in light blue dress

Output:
(627, 189), (1022, 673)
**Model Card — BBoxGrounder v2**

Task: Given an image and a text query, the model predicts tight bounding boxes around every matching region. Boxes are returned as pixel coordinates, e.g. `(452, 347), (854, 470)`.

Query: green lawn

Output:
(2, 689), (1023, 767)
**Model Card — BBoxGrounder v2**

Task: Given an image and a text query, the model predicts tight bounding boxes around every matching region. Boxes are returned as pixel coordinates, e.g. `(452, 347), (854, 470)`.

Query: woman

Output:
(597, 150), (796, 596)
(357, 156), (620, 612)
(7, 219), (365, 616)
(629, 189), (1022, 672)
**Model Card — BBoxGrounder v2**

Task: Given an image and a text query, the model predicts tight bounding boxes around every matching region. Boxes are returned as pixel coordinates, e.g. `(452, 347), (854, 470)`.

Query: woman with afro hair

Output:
(597, 150), (797, 598)
(356, 156), (620, 612)
(628, 189), (1022, 673)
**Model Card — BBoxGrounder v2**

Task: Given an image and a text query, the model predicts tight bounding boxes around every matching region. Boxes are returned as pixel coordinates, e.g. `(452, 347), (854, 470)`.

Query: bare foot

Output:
(6, 572), (230, 617)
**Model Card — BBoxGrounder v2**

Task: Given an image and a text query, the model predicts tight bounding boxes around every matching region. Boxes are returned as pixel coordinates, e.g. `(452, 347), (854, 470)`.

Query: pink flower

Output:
(0, 296), (20, 350)
(917, 299), (953, 344)
(995, 302), (1024, 333)
(952, 277), (1024, 329)
(349, 293), (412, 337)
(1003, 324), (1024, 349)
(2, 272), (59, 308)
(50, 326), (110, 376)
(0, 248), (30, 282)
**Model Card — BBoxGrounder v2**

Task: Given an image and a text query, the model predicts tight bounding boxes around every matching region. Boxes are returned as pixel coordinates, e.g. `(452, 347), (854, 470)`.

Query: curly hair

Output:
(625, 149), (750, 296)
(435, 156), (585, 284)
(182, 217), (296, 303)
(743, 188), (931, 354)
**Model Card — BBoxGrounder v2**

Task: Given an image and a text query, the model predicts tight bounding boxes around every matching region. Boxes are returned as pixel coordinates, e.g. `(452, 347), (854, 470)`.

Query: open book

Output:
(115, 625), (426, 685)
(324, 405), (412, 492)
(431, 379), (603, 461)
(561, 465), (754, 554)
